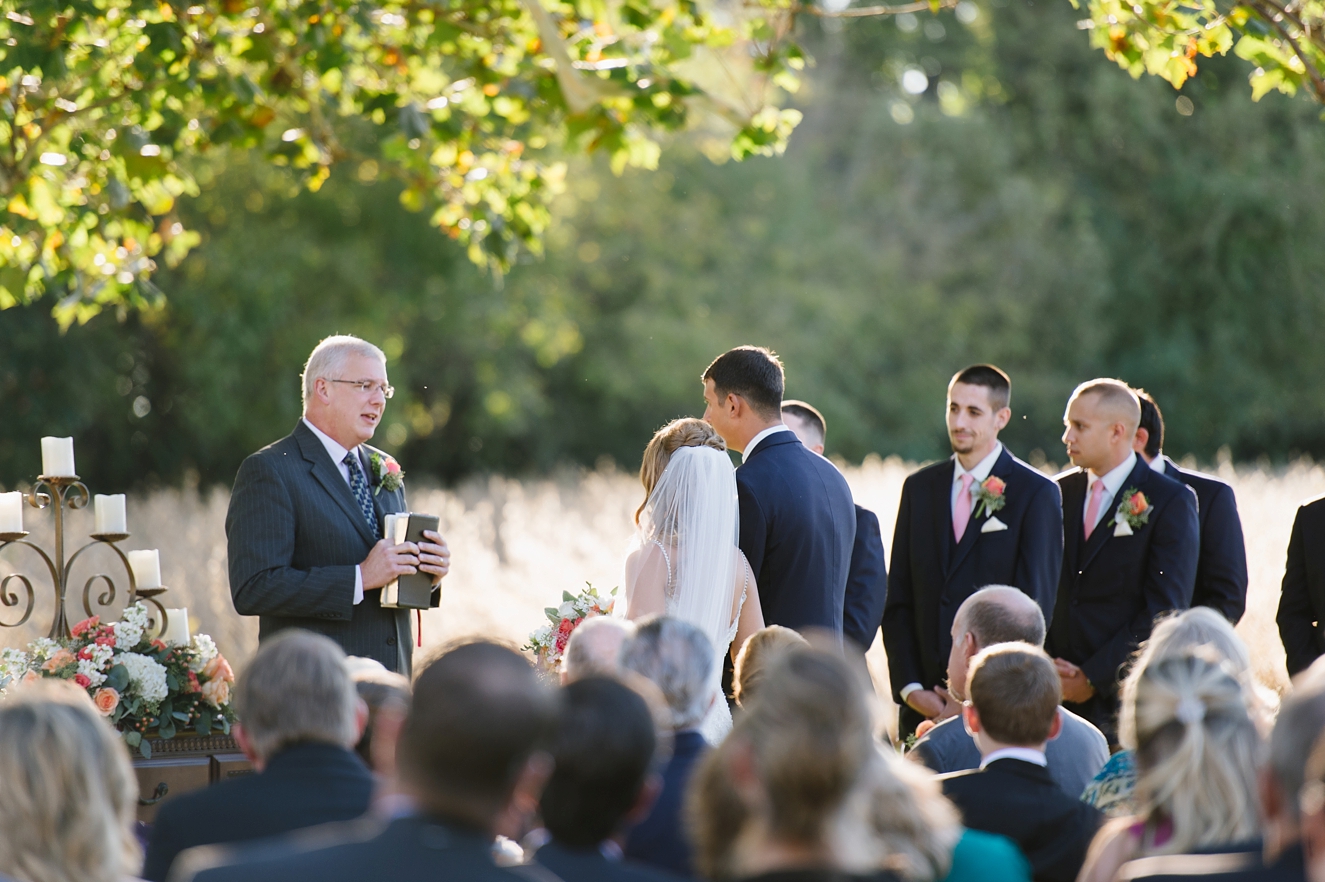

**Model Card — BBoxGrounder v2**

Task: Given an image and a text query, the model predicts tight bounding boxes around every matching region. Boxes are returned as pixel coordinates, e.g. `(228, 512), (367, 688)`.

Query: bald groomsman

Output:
(1048, 379), (1198, 743)
(1133, 389), (1248, 623)
(883, 365), (1064, 738)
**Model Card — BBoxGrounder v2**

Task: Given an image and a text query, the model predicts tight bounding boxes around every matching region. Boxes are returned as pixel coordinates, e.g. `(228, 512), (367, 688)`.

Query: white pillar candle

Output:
(0, 492), (23, 533)
(127, 549), (162, 589)
(94, 494), (127, 534)
(162, 608), (190, 646)
(40, 437), (76, 477)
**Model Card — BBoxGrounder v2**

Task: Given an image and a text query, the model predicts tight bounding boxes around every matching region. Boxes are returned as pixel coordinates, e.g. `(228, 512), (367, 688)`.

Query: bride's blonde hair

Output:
(636, 418), (726, 524)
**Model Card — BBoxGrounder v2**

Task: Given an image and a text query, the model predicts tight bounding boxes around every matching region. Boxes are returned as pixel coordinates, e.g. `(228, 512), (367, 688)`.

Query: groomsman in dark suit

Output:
(780, 399), (889, 650)
(226, 335), (451, 674)
(883, 364), (1064, 737)
(1048, 379), (1199, 742)
(702, 346), (856, 634)
(1277, 496), (1325, 677)
(1132, 389), (1249, 623)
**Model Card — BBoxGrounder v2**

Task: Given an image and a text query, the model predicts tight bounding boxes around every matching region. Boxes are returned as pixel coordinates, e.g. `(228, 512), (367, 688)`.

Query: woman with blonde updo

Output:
(622, 417), (765, 742)
(0, 681), (141, 882)
(1077, 650), (1262, 882)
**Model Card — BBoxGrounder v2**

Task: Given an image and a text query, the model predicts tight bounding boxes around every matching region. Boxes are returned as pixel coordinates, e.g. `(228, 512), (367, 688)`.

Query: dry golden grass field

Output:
(2, 455), (1319, 724)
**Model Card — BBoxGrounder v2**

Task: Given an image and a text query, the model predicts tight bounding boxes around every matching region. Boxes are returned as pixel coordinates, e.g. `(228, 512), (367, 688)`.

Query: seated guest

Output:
(1082, 606), (1275, 817)
(351, 667), (410, 776)
(0, 681), (140, 882)
(689, 647), (1030, 882)
(619, 616), (716, 877)
(180, 640), (560, 882)
(144, 630), (374, 881)
(732, 624), (808, 708)
(937, 644), (1103, 882)
(1077, 651), (1262, 882)
(563, 616), (635, 684)
(534, 676), (682, 882)
(908, 586), (1108, 797)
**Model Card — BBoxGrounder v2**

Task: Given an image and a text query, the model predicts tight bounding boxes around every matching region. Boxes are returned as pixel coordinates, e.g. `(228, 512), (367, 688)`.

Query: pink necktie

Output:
(953, 474), (975, 542)
(1084, 479), (1108, 540)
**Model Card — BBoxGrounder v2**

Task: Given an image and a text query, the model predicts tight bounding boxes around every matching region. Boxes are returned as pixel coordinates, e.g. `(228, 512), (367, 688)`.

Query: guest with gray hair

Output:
(562, 616), (635, 684)
(619, 616), (716, 876)
(143, 631), (374, 881)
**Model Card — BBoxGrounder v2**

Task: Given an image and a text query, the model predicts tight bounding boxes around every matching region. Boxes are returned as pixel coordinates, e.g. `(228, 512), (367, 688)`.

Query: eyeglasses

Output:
(327, 379), (395, 399)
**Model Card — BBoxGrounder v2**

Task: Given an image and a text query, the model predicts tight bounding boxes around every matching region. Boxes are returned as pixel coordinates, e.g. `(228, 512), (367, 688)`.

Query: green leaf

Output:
(106, 665), (129, 692)
(196, 713), (212, 737)
(140, 739), (152, 759)
(124, 729), (142, 748)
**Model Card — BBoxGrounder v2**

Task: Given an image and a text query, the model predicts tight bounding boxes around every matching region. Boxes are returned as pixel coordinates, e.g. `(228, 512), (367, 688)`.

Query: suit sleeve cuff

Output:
(900, 683), (924, 701)
(354, 566), (364, 605)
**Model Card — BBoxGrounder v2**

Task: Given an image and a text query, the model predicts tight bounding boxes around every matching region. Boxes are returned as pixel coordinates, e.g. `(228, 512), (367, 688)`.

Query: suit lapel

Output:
(1079, 458), (1151, 573)
(947, 448), (1014, 578)
(933, 460), (955, 575)
(295, 422), (379, 546)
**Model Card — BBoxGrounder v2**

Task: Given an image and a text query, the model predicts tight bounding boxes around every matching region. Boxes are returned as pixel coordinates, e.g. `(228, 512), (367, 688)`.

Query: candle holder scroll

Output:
(0, 476), (169, 640)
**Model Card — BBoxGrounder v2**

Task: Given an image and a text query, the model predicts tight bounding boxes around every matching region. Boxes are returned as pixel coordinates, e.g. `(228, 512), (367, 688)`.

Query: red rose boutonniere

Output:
(1112, 488), (1151, 536)
(973, 476), (1007, 520)
(369, 452), (405, 495)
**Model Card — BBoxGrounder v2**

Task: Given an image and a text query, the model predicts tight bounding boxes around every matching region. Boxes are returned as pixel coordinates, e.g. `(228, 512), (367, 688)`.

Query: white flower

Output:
(113, 603), (150, 649)
(557, 601), (576, 619)
(188, 634), (218, 672)
(0, 648), (30, 686)
(76, 659), (107, 688)
(29, 638), (59, 663)
(118, 652), (168, 706)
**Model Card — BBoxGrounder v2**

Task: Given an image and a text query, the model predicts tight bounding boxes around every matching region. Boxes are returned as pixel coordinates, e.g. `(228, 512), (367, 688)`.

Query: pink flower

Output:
(151, 639), (167, 652)
(70, 616), (100, 638)
(93, 688), (119, 715)
(385, 459), (401, 474)
(186, 670), (201, 693)
(94, 634), (116, 647)
(983, 476), (1006, 497)
(1129, 492), (1149, 515)
(74, 673), (91, 688)
(77, 646), (94, 661)
(203, 655), (235, 684)
(201, 677), (230, 708)
(42, 649), (75, 673)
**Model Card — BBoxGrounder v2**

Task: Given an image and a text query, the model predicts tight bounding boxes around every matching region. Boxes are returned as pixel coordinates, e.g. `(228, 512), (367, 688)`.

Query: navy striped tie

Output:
(343, 452), (377, 532)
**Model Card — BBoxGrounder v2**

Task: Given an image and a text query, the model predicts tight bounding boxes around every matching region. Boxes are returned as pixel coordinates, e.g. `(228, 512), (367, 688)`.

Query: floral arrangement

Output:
(972, 475), (1007, 520)
(370, 451), (404, 495)
(0, 603), (236, 758)
(1113, 488), (1152, 536)
(525, 583), (617, 673)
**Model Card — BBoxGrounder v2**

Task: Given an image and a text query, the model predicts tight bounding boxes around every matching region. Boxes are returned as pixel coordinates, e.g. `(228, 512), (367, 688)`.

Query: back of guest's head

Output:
(781, 400), (826, 448)
(1268, 657), (1325, 821)
(401, 640), (558, 825)
(954, 585), (1046, 649)
(636, 418), (726, 524)
(949, 364), (1011, 412)
(1119, 606), (1253, 750)
(1130, 651), (1260, 853)
(966, 643), (1061, 746)
(563, 616), (633, 683)
(234, 630), (359, 761)
(0, 681), (140, 882)
(541, 677), (657, 848)
(703, 346), (785, 419)
(1069, 378), (1142, 431)
(1134, 388), (1165, 459)
(351, 668), (411, 769)
(733, 625), (809, 707)
(620, 616), (715, 731)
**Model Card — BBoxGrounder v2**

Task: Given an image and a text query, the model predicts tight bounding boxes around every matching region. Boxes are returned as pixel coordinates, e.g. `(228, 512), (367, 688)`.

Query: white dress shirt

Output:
(951, 443), (1004, 518)
(1084, 451), (1138, 535)
(302, 418), (366, 605)
(1148, 452), (1166, 475)
(980, 746), (1048, 769)
(742, 424), (793, 463)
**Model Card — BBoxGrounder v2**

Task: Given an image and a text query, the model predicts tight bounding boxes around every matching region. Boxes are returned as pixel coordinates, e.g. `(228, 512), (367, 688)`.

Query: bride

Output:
(620, 418), (765, 742)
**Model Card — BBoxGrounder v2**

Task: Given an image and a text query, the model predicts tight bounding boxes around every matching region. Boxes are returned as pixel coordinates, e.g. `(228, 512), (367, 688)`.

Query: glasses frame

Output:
(326, 378), (395, 399)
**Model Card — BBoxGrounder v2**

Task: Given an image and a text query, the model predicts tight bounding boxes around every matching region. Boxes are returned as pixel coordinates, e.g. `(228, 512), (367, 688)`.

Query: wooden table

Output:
(132, 734), (254, 823)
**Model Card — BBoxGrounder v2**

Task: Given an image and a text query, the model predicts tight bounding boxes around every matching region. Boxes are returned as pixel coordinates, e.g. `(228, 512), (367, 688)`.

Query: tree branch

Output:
(794, 0), (959, 17)
(1250, 0), (1325, 99)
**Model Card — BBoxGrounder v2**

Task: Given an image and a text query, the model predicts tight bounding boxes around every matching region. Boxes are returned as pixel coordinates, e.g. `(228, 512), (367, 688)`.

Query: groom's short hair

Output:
(781, 400), (826, 447)
(703, 347), (785, 419)
(1134, 388), (1165, 459)
(949, 364), (1011, 412)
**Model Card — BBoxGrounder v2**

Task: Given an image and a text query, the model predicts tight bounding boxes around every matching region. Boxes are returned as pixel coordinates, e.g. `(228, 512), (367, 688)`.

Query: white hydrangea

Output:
(76, 659), (107, 688)
(113, 603), (150, 650)
(118, 652), (168, 706)
(188, 634), (218, 672)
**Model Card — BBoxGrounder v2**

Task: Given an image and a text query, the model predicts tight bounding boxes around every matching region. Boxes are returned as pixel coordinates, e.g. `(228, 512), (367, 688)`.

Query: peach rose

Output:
(42, 649), (75, 673)
(93, 688), (119, 715)
(203, 655), (234, 684)
(1129, 492), (1149, 515)
(20, 670), (40, 686)
(200, 677), (230, 708)
(983, 476), (1006, 496)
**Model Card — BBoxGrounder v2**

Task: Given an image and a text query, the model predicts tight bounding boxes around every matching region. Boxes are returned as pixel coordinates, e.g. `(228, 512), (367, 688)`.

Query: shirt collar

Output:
(1148, 452), (1166, 475)
(302, 417), (356, 467)
(980, 746), (1048, 769)
(954, 443), (1003, 484)
(1088, 451), (1138, 499)
(742, 424), (793, 463)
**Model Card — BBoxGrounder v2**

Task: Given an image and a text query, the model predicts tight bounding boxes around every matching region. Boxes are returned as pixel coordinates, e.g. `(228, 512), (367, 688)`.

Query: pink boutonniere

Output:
(973, 475), (1007, 520)
(369, 451), (405, 495)
(1112, 488), (1151, 536)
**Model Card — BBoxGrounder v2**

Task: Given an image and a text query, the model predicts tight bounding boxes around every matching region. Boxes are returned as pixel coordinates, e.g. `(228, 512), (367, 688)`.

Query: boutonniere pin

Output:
(1112, 488), (1151, 537)
(369, 452), (405, 495)
(972, 476), (1007, 520)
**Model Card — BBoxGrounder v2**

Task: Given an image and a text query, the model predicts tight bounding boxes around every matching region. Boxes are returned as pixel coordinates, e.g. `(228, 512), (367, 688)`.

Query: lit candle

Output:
(0, 492), (22, 533)
(162, 608), (190, 646)
(94, 494), (127, 534)
(40, 437), (76, 477)
(127, 549), (162, 589)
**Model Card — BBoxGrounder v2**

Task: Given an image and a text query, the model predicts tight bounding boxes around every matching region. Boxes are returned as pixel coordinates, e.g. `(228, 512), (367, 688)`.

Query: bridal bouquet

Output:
(525, 583), (617, 674)
(0, 603), (236, 758)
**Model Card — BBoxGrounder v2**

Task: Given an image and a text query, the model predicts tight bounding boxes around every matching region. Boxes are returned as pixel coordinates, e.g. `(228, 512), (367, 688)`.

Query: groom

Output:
(702, 346), (856, 635)
(226, 335), (451, 674)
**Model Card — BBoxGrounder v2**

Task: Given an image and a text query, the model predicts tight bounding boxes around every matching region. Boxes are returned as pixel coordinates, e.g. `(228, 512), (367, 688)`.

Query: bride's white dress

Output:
(622, 445), (746, 744)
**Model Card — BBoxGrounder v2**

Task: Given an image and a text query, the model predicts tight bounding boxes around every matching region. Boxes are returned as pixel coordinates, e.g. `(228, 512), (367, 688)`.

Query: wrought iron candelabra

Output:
(0, 475), (169, 640)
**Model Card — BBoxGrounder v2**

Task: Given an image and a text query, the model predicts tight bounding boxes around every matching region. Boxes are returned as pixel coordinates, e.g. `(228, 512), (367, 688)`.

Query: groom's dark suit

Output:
(1047, 457), (1199, 739)
(736, 430), (856, 634)
(1156, 455), (1248, 624)
(883, 447), (1063, 729)
(226, 421), (412, 672)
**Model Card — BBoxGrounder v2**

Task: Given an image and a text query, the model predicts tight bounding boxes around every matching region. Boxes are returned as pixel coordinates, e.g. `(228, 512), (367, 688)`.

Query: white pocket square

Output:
(981, 516), (1009, 534)
(1113, 519), (1134, 537)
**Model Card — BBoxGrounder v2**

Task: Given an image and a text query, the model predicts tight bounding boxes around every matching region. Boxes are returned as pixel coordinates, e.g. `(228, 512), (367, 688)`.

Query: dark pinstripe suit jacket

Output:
(226, 421), (411, 672)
